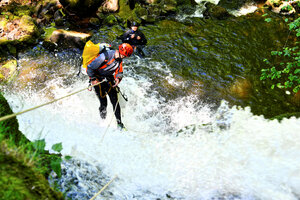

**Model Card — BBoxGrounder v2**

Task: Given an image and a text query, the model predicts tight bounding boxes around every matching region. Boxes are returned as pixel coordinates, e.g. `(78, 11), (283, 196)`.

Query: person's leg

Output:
(94, 84), (107, 119)
(108, 87), (123, 126)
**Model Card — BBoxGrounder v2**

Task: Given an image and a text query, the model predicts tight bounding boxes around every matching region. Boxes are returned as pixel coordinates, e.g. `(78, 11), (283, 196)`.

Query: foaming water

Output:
(4, 56), (300, 200)
(229, 3), (258, 17)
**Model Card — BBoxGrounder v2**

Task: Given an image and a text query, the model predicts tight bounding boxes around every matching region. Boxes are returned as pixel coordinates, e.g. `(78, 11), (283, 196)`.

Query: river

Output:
(2, 1), (300, 200)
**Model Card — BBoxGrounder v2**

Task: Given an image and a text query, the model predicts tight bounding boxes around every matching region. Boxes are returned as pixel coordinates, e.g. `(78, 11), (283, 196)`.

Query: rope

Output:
(89, 175), (118, 200)
(100, 97), (120, 143)
(0, 81), (105, 123)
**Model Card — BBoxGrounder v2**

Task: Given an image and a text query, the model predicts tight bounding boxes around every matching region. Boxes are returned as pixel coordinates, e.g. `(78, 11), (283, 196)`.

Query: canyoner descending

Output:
(84, 42), (134, 130)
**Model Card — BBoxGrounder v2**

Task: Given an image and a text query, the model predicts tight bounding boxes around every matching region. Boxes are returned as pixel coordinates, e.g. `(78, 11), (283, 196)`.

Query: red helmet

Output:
(119, 43), (133, 57)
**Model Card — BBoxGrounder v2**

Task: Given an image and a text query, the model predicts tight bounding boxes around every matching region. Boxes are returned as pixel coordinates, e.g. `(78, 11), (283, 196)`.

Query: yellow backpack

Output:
(80, 40), (111, 75)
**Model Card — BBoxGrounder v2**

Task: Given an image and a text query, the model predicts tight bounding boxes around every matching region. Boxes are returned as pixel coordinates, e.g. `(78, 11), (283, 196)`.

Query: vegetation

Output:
(0, 92), (65, 199)
(261, 15), (300, 93)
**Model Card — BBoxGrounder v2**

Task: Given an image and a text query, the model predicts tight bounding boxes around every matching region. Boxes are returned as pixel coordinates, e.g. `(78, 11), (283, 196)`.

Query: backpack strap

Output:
(98, 48), (109, 68)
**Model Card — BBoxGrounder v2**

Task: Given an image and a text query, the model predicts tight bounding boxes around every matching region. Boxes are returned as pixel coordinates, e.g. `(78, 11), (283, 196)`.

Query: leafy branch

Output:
(260, 15), (300, 93)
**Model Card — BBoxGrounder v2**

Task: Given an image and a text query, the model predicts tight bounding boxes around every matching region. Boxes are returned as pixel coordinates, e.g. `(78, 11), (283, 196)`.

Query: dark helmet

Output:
(119, 43), (134, 57)
(131, 21), (139, 27)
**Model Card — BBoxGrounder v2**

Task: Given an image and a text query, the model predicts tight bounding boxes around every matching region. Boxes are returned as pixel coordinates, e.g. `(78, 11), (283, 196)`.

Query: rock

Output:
(265, 0), (298, 15)
(101, 0), (119, 12)
(103, 14), (118, 26)
(162, 0), (177, 12)
(203, 2), (232, 20)
(229, 78), (252, 99)
(0, 15), (40, 46)
(0, 59), (17, 82)
(45, 29), (92, 48)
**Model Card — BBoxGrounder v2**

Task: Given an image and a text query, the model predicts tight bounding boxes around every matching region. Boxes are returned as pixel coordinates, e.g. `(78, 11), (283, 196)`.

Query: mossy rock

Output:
(161, 0), (177, 12)
(13, 5), (33, 16)
(0, 60), (18, 83)
(204, 2), (232, 20)
(0, 15), (40, 46)
(103, 14), (118, 26)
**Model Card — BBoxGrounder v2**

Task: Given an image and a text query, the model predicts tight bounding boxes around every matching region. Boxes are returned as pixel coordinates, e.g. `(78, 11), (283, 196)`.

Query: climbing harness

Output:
(88, 78), (128, 102)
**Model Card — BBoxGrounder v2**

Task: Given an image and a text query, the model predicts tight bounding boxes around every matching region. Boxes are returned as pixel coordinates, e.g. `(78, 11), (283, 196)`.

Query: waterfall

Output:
(4, 55), (300, 200)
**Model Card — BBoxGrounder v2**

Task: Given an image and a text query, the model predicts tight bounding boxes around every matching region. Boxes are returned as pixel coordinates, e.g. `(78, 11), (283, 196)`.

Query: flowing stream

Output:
(2, 2), (300, 200)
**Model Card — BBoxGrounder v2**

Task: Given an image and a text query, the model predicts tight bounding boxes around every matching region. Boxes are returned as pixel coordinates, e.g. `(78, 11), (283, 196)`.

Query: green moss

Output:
(13, 5), (33, 17)
(116, 0), (138, 22)
(0, 93), (25, 143)
(0, 59), (18, 82)
(0, 141), (64, 200)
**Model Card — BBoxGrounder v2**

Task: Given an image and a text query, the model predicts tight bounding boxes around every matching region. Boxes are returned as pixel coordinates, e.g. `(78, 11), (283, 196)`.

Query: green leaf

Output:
(50, 158), (62, 177)
(285, 18), (289, 22)
(262, 13), (268, 17)
(265, 18), (272, 23)
(295, 69), (300, 74)
(64, 155), (72, 160)
(293, 85), (300, 93)
(52, 142), (63, 153)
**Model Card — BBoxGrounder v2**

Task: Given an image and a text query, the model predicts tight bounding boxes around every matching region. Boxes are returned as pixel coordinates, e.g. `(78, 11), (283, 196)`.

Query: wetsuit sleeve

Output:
(87, 53), (106, 79)
(139, 31), (147, 45)
(121, 30), (132, 43)
(114, 61), (123, 80)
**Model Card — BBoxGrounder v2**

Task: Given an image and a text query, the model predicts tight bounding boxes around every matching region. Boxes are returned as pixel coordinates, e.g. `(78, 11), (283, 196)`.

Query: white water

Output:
(193, 0), (258, 18)
(4, 56), (300, 200)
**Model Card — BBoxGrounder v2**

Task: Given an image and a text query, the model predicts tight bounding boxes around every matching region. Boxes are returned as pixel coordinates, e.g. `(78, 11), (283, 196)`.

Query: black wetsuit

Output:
(121, 29), (147, 57)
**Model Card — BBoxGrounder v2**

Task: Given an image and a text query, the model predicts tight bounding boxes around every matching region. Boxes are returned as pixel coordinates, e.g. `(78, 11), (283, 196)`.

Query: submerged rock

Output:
(229, 78), (252, 99)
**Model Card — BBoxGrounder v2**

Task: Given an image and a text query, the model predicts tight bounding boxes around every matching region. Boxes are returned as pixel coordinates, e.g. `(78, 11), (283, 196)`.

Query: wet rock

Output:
(45, 29), (92, 49)
(101, 0), (119, 12)
(203, 2), (232, 20)
(0, 59), (17, 82)
(35, 0), (62, 26)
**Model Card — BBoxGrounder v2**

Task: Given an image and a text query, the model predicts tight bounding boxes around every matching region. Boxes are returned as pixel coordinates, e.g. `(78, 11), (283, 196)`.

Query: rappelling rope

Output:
(89, 175), (118, 200)
(100, 97), (120, 143)
(0, 81), (105, 122)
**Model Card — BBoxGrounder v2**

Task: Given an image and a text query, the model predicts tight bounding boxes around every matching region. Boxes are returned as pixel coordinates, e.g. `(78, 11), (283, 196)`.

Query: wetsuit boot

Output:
(99, 106), (107, 119)
(117, 120), (126, 131)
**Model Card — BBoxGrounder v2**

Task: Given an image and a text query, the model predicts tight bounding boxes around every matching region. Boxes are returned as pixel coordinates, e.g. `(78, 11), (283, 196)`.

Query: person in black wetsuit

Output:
(87, 43), (134, 130)
(121, 21), (147, 57)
